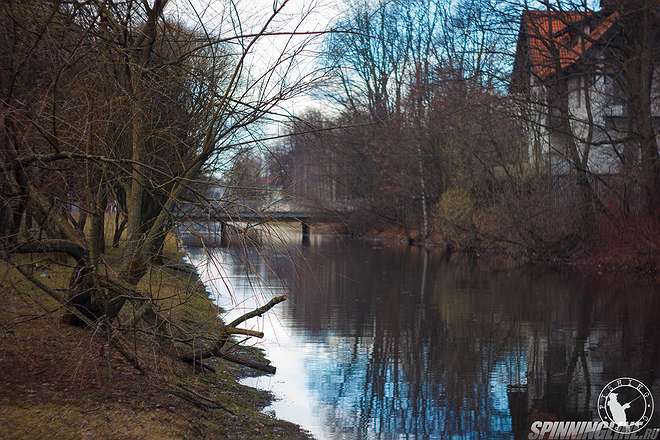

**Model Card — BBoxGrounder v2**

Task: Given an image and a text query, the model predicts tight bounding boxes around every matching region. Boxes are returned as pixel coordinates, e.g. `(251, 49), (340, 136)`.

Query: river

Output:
(185, 228), (659, 440)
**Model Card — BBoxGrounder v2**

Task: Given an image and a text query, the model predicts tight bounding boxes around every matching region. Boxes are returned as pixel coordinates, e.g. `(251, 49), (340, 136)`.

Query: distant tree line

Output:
(270, 0), (659, 269)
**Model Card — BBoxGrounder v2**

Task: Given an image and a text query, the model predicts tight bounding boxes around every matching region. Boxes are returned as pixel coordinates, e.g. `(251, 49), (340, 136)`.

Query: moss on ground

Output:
(0, 233), (311, 440)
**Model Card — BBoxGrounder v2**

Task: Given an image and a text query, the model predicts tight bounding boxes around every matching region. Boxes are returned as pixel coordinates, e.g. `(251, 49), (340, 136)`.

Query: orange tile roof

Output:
(522, 10), (619, 79)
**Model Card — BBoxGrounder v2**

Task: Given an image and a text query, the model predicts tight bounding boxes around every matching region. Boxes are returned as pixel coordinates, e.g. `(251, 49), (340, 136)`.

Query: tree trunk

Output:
(627, 49), (659, 216)
(75, 209), (87, 232)
(63, 262), (103, 326)
(121, 84), (148, 284)
(619, 0), (659, 215)
(112, 210), (127, 248)
(550, 75), (595, 235)
(416, 143), (429, 241)
(89, 194), (107, 264)
(11, 195), (27, 239)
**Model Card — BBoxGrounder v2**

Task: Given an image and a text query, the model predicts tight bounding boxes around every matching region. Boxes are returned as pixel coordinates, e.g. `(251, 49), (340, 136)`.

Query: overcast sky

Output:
(160, 0), (345, 170)
(172, 0), (342, 120)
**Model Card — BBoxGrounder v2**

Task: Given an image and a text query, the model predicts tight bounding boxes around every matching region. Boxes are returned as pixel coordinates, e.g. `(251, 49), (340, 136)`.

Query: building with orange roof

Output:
(511, 2), (660, 177)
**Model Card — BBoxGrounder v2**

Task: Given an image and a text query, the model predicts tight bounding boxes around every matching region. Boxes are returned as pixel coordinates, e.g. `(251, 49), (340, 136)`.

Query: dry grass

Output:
(0, 222), (311, 440)
(0, 404), (184, 440)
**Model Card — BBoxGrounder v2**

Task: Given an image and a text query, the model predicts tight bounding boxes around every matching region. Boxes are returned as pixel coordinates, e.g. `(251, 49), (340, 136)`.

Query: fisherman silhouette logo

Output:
(598, 377), (655, 434)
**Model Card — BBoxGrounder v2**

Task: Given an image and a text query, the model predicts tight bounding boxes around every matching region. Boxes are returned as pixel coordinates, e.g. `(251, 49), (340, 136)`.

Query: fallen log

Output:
(181, 295), (287, 373)
(219, 351), (276, 374)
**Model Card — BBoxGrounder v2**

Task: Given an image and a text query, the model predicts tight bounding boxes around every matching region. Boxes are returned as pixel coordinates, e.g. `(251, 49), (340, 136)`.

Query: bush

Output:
(437, 187), (475, 244)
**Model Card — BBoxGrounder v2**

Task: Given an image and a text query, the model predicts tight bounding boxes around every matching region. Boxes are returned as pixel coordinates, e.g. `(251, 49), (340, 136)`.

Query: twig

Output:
(166, 384), (236, 415)
(227, 295), (287, 327)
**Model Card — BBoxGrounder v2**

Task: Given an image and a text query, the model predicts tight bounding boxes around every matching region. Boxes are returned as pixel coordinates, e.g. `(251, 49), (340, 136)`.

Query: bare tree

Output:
(1, 0), (329, 373)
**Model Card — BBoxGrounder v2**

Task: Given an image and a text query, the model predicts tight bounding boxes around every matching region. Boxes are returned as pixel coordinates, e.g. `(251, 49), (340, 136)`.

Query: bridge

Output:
(202, 209), (320, 246)
(179, 196), (351, 246)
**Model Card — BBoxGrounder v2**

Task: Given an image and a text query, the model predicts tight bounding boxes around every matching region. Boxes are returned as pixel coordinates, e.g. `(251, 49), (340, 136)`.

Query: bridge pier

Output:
(301, 221), (310, 246)
(220, 221), (228, 247)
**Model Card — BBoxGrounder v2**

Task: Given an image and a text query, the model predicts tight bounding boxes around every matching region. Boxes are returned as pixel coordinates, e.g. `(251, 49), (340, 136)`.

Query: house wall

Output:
(653, 65), (660, 150)
(566, 72), (621, 175)
(653, 66), (660, 116)
(525, 76), (552, 171)
(525, 66), (660, 176)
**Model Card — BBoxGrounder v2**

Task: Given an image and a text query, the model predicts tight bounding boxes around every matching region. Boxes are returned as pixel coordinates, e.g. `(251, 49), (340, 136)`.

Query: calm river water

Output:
(185, 230), (659, 440)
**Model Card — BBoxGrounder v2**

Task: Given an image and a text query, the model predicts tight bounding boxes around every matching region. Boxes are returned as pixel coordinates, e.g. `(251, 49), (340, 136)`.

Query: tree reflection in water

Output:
(189, 239), (660, 440)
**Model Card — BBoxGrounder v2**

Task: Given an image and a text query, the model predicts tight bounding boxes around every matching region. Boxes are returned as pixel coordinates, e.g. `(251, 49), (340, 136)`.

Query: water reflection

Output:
(186, 237), (660, 440)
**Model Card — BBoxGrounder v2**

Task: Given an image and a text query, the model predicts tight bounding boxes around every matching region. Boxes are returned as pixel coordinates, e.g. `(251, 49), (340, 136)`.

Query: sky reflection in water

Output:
(186, 236), (659, 440)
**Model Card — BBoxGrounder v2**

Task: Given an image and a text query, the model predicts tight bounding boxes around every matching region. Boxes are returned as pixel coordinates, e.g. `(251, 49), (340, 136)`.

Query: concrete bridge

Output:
(204, 210), (318, 246)
(180, 196), (351, 246)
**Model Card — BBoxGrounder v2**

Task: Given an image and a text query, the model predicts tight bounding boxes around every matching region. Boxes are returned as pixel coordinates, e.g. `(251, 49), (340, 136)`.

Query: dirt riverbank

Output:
(0, 239), (312, 440)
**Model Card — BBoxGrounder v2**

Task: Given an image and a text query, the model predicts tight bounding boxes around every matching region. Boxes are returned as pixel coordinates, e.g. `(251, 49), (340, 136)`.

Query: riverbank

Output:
(0, 237), (312, 439)
(360, 222), (659, 278)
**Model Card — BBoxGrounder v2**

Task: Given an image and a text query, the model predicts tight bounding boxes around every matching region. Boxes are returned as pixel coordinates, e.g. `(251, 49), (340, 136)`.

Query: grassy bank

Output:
(0, 234), (311, 440)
